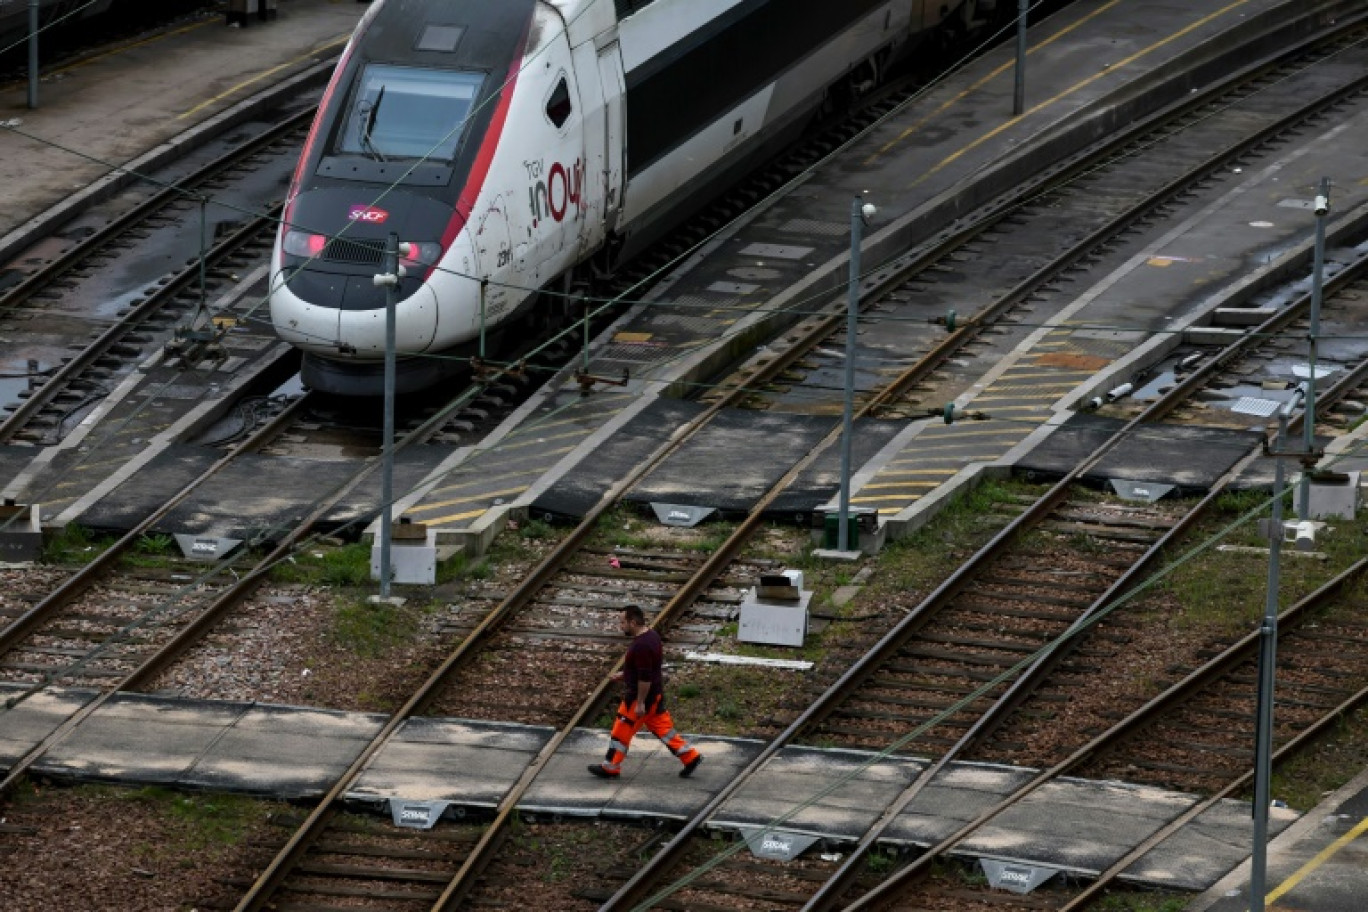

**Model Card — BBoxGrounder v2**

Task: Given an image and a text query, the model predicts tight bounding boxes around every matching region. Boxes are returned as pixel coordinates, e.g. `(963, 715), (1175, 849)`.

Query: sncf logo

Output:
(348, 205), (389, 224)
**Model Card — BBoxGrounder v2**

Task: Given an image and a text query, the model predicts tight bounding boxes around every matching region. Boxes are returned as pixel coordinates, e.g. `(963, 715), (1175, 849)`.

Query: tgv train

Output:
(270, 0), (1004, 395)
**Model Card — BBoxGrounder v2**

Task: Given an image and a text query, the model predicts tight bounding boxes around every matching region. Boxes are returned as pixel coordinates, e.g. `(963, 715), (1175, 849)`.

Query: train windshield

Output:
(337, 64), (485, 162)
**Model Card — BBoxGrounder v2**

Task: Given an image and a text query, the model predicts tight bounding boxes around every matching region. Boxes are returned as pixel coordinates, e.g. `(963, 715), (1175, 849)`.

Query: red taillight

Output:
(283, 229), (329, 258)
(399, 241), (442, 268)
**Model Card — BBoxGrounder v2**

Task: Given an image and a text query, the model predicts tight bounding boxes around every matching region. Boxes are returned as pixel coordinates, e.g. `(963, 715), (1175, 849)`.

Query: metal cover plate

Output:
(650, 503), (716, 527)
(707, 281), (760, 294)
(1231, 397), (1280, 417)
(1109, 480), (1174, 503)
(739, 243), (814, 260)
(980, 858), (1057, 893)
(737, 827), (821, 861)
(174, 534), (243, 561)
(389, 799), (450, 829)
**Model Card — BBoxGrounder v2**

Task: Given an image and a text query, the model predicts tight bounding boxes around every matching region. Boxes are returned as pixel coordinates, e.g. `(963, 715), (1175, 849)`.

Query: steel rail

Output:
(0, 390), (315, 794)
(0, 206), (280, 442)
(0, 388), (312, 658)
(0, 372), (492, 802)
(848, 554), (1368, 911)
(803, 259), (1368, 910)
(233, 13), (1368, 908)
(0, 109), (311, 318)
(604, 109), (1368, 912)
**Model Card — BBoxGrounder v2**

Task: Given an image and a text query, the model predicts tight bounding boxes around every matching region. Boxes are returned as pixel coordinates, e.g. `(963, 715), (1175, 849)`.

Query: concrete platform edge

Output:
(1186, 764), (1368, 911)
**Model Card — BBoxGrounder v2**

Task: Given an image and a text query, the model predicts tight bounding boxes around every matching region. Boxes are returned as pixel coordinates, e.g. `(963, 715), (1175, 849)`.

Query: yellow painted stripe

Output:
(909, 427), (1026, 442)
(872, 468), (958, 477)
(895, 0), (1257, 183)
(512, 398), (633, 433)
(411, 508), (489, 526)
(427, 467), (553, 495)
(1262, 815), (1368, 907)
(495, 432), (586, 453)
(860, 481), (942, 491)
(179, 34), (351, 119)
(851, 495), (919, 505)
(54, 19), (211, 75)
(974, 390), (1074, 402)
(868, 0), (1124, 163)
(411, 486), (528, 514)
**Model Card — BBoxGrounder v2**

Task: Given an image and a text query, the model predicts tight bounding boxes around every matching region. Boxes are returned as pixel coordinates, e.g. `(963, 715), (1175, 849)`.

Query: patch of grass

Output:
(269, 541), (372, 587)
(865, 851), (896, 874)
(860, 476), (1039, 600)
(586, 505), (736, 552)
(1267, 704), (1368, 811)
(120, 531), (185, 569)
(666, 663), (797, 736)
(1094, 893), (1189, 912)
(138, 787), (261, 850)
(1158, 488), (1368, 634)
(519, 518), (554, 540)
(331, 596), (420, 657)
(42, 523), (115, 564)
(435, 551), (470, 584)
(135, 532), (177, 555)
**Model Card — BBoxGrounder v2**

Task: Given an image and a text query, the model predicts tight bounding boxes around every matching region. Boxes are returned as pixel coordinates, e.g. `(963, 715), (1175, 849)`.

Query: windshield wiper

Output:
(359, 86), (387, 162)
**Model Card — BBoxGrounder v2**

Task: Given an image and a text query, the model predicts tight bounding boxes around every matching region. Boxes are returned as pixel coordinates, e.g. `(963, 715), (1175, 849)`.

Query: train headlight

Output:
(399, 241), (442, 268)
(282, 230), (327, 258)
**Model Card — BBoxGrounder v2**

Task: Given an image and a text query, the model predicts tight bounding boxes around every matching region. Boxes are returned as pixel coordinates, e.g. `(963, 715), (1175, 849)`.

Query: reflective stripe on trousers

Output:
(601, 696), (700, 773)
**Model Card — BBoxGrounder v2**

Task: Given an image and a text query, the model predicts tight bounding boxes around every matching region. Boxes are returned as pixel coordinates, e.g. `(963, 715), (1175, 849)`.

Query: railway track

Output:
(709, 15), (1368, 426)
(5, 9), (1368, 912)
(159, 12), (1368, 912)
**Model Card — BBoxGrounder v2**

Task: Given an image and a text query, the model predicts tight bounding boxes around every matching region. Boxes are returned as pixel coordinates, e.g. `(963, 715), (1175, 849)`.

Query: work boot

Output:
(679, 755), (703, 778)
(588, 764), (619, 779)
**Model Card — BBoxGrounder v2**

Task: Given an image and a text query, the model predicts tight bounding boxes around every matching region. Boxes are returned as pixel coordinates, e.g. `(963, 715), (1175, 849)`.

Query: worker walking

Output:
(590, 604), (703, 779)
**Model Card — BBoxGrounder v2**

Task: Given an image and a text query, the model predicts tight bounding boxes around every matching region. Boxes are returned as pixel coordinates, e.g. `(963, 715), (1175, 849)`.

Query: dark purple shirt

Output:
(623, 629), (663, 707)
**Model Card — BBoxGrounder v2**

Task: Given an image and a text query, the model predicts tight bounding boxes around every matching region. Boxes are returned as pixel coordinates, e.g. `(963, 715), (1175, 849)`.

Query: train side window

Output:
(546, 76), (572, 129)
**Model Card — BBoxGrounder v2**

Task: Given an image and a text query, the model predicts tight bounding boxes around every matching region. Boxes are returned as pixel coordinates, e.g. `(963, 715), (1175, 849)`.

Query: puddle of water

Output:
(0, 375), (29, 413)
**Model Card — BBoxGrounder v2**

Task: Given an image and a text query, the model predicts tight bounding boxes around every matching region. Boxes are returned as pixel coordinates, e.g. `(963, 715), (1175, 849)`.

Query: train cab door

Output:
(595, 42), (626, 238)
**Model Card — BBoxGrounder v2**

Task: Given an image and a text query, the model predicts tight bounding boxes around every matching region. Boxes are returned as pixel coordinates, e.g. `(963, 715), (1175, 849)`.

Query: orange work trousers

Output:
(600, 695), (700, 774)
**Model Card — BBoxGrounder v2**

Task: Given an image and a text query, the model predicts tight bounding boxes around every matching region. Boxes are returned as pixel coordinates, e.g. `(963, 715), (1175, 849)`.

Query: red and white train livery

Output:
(269, 0), (1000, 394)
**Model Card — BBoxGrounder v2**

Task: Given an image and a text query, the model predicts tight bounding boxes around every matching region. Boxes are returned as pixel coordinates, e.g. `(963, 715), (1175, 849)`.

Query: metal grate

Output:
(324, 237), (387, 265)
(777, 218), (848, 236)
(1232, 397), (1281, 417)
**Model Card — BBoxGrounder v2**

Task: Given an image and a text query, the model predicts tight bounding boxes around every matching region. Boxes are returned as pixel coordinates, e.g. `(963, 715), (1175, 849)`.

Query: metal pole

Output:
(838, 196), (862, 553)
(28, 0), (39, 109)
(1013, 0), (1028, 116)
(199, 198), (208, 312)
(1251, 408), (1290, 912)
(478, 279), (488, 359)
(1298, 177), (1330, 520)
(379, 233), (399, 600)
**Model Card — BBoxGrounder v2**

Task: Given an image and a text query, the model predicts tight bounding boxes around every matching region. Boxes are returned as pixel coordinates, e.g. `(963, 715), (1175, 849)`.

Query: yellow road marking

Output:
(428, 467), (553, 496)
(52, 19), (211, 75)
(873, 468), (957, 477)
(179, 34), (351, 120)
(867, 0), (1123, 164)
(493, 433), (584, 453)
(409, 486), (528, 515)
(878, 0), (1256, 186)
(1262, 815), (1368, 907)
(859, 481), (942, 491)
(908, 426), (1025, 443)
(410, 508), (488, 525)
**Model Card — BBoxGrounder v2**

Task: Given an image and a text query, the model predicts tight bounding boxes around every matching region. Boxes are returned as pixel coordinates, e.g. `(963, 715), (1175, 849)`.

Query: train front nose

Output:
(271, 196), (452, 357)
